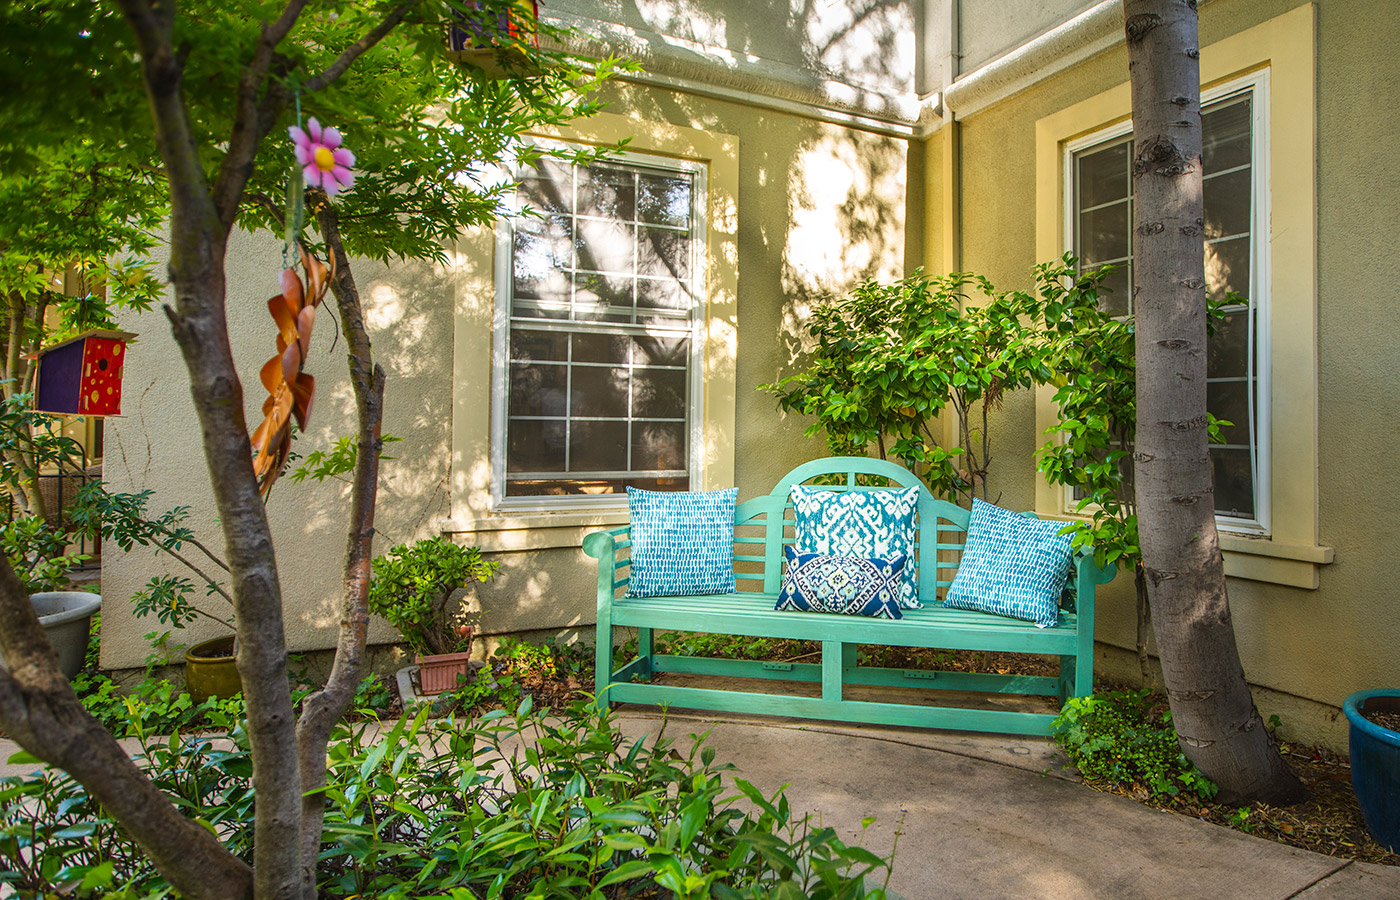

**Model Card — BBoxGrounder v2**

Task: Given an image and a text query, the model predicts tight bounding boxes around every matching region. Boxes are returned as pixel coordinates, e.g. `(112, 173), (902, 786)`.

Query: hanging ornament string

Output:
(282, 91), (307, 270)
(252, 100), (355, 496)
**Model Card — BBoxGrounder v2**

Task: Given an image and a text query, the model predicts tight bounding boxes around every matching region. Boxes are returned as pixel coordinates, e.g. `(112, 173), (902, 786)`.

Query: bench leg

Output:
(822, 641), (844, 701)
(595, 615), (613, 713)
(637, 627), (654, 678)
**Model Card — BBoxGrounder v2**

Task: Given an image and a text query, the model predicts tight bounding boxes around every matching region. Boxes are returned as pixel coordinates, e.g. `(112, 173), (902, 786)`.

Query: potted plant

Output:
(71, 483), (241, 701)
(1344, 689), (1400, 852)
(0, 515), (101, 680)
(368, 536), (498, 694)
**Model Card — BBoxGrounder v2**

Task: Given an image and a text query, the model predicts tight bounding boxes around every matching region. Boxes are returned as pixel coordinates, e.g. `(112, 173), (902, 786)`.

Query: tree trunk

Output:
(294, 205), (386, 876)
(0, 553), (254, 899)
(1124, 0), (1303, 804)
(119, 3), (308, 894)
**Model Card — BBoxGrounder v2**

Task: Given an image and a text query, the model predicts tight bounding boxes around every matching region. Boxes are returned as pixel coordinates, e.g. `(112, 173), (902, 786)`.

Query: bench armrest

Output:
(584, 526), (632, 601)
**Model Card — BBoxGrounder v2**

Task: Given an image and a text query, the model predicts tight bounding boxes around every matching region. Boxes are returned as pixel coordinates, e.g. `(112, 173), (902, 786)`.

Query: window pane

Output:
(1204, 168), (1251, 240)
(637, 277), (690, 312)
(508, 419), (566, 472)
(638, 227), (690, 279)
(634, 335), (690, 367)
(575, 219), (635, 274)
(1080, 202), (1129, 265)
(632, 421), (687, 472)
(512, 217), (572, 305)
(1207, 312), (1250, 379)
(509, 363), (567, 416)
(572, 332), (631, 365)
(1203, 98), (1251, 174)
(1205, 236), (1250, 303)
(1078, 142), (1130, 208)
(516, 173), (572, 216)
(1212, 448), (1255, 518)
(639, 173), (692, 227)
(511, 330), (568, 362)
(577, 166), (636, 220)
(633, 367), (687, 418)
(570, 420), (628, 470)
(570, 366), (628, 417)
(575, 272), (632, 313)
(1095, 265), (1132, 317)
(1207, 379), (1251, 446)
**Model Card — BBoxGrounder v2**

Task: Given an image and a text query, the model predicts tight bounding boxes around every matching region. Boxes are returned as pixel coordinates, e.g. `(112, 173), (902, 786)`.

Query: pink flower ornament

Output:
(290, 117), (355, 196)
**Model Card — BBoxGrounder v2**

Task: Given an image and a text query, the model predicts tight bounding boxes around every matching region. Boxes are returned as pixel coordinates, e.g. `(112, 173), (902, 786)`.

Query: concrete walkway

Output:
(3, 711), (1397, 899)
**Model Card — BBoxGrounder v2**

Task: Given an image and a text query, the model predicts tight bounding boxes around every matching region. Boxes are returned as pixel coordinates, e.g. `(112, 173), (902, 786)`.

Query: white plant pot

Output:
(0, 591), (102, 680)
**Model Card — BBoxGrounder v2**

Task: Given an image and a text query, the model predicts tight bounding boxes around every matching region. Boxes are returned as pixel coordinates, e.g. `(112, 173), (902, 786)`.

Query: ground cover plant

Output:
(2, 700), (896, 899)
(1053, 686), (1400, 867)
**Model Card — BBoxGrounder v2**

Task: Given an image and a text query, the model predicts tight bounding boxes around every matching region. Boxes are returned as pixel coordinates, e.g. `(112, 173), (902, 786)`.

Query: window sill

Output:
(1219, 534), (1334, 590)
(441, 510), (629, 552)
(1035, 512), (1333, 590)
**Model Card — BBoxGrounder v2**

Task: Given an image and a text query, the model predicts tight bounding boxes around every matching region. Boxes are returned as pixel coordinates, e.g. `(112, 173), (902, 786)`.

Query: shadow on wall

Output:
(620, 0), (916, 95)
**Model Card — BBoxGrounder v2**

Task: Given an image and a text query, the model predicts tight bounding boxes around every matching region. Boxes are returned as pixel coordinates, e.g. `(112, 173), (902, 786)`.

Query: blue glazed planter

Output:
(1343, 689), (1400, 852)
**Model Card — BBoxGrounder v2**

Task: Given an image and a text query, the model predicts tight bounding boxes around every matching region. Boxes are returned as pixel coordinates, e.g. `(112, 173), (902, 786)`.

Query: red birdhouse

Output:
(34, 329), (136, 417)
(447, 0), (539, 76)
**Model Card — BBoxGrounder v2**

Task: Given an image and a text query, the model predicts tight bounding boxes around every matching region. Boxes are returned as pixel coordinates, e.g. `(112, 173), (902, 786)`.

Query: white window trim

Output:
(1059, 70), (1273, 536)
(488, 144), (710, 513)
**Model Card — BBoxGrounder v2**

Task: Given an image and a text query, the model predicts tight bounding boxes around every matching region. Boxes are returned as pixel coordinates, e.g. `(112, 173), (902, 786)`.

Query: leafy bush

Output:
(2, 701), (894, 899)
(368, 536), (498, 656)
(763, 269), (1051, 504)
(1052, 689), (1218, 800)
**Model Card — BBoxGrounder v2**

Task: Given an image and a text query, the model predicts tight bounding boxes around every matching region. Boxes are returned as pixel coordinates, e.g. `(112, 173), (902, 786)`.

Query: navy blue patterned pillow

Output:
(625, 487), (738, 598)
(790, 485), (921, 608)
(944, 498), (1073, 628)
(775, 546), (905, 619)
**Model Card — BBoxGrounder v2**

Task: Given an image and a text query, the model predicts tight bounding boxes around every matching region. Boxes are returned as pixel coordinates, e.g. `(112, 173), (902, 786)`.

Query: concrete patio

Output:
(3, 710), (1397, 899)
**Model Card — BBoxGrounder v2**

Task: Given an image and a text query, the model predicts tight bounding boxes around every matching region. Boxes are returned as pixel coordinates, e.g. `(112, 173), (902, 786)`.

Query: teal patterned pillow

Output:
(625, 487), (738, 598)
(944, 498), (1073, 628)
(776, 547), (904, 619)
(790, 485), (921, 608)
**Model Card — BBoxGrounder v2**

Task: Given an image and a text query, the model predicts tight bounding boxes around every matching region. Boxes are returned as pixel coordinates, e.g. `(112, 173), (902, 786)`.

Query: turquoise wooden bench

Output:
(583, 457), (1115, 737)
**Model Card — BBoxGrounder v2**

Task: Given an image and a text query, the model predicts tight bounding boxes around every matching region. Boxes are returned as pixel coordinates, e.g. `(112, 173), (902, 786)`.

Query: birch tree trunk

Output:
(1124, 0), (1303, 804)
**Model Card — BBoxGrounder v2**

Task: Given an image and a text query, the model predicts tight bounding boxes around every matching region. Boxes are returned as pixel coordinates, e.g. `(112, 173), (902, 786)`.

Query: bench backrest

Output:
(733, 456), (968, 602)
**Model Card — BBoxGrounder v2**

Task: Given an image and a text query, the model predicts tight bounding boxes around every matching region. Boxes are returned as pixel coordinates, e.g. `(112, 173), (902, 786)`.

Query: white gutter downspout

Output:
(936, 0), (1126, 125)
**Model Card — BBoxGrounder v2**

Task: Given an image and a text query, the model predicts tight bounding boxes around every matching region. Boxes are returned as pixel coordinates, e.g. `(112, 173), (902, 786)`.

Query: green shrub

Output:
(2, 701), (894, 899)
(368, 536), (498, 657)
(1051, 689), (1218, 800)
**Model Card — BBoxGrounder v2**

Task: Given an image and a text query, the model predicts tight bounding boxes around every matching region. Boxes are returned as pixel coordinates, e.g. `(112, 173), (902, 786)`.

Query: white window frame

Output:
(489, 143), (709, 511)
(1060, 70), (1272, 535)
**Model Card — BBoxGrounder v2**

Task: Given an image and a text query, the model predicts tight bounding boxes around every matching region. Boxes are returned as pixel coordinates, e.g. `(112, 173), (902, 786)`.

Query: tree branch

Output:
(295, 202), (385, 875)
(302, 3), (418, 94)
(211, 0), (311, 226)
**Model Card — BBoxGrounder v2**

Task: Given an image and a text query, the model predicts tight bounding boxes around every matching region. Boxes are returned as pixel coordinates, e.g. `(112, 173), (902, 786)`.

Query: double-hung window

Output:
(1066, 74), (1269, 532)
(493, 149), (706, 503)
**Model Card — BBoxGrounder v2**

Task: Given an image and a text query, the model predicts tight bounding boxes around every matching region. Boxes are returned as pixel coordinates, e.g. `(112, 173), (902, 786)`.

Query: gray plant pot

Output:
(0, 592), (102, 680)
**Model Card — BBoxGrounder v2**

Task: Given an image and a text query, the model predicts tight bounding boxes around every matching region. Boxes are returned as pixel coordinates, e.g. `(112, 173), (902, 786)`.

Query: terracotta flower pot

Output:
(417, 651), (475, 695)
(185, 635), (242, 703)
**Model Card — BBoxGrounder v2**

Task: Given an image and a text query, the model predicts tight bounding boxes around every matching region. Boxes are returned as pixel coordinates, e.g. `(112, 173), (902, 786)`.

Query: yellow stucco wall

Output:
(100, 81), (913, 669)
(943, 0), (1400, 748)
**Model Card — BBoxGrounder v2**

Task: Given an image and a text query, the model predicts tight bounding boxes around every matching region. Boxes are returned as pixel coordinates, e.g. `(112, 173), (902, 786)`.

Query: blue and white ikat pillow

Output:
(790, 484), (921, 608)
(776, 546), (905, 619)
(625, 487), (738, 598)
(943, 498), (1074, 628)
